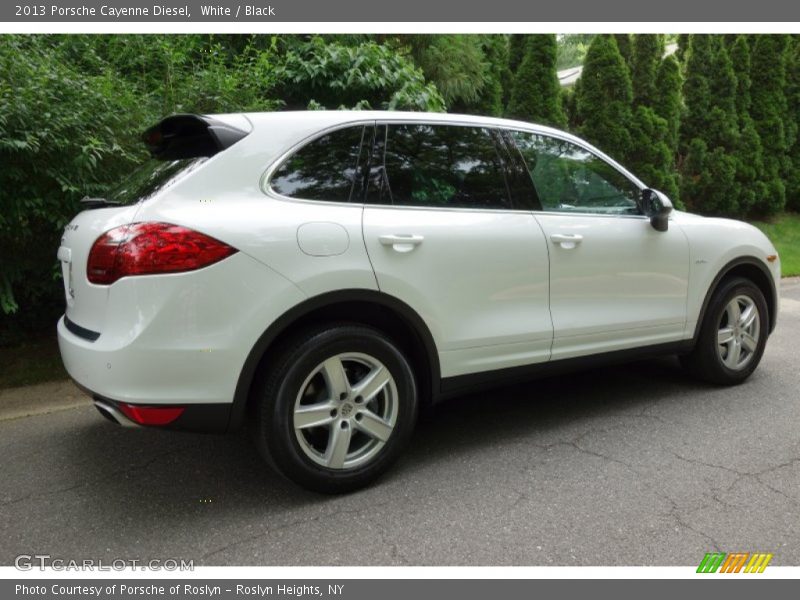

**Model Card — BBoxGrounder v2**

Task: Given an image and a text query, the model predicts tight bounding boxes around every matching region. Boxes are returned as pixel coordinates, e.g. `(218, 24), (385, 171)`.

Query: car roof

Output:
(236, 109), (572, 139)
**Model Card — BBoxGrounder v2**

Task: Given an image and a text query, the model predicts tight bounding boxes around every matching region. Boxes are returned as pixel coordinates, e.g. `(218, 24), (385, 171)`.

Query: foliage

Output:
(506, 35), (566, 127)
(679, 36), (740, 215)
(575, 35), (633, 163)
(730, 35), (767, 216)
(786, 38), (800, 212)
(474, 35), (509, 117)
(400, 35), (487, 110)
(0, 34), (446, 327)
(628, 106), (679, 201)
(508, 34), (527, 74)
(0, 36), (144, 320)
(556, 34), (594, 70)
(276, 36), (445, 111)
(749, 34), (790, 216)
(613, 34), (633, 69)
(653, 55), (683, 157)
(630, 35), (663, 107)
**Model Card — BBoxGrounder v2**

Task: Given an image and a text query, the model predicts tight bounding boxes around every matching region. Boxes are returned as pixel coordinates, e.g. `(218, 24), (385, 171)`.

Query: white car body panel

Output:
(56, 110), (780, 414)
(363, 206), (552, 377)
(534, 212), (691, 360)
(671, 210), (781, 336)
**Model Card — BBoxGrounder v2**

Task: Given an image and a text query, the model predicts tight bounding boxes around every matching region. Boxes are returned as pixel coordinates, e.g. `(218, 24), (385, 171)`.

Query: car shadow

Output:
(63, 356), (711, 540)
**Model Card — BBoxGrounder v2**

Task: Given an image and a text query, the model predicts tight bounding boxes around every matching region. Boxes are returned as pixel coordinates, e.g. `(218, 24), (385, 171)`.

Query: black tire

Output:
(254, 323), (418, 493)
(680, 277), (769, 385)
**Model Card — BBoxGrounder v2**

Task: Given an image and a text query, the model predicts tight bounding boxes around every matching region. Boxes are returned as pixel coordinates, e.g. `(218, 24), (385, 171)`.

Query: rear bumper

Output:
(59, 320), (236, 432)
(55, 252), (308, 431)
(92, 394), (232, 432)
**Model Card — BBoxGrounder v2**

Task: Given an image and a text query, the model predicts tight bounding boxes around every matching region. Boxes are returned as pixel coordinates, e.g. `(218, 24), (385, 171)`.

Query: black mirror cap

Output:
(642, 188), (673, 232)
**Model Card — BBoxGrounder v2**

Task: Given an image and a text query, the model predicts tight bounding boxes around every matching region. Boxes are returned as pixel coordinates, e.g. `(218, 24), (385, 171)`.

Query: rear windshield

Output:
(107, 157), (208, 205)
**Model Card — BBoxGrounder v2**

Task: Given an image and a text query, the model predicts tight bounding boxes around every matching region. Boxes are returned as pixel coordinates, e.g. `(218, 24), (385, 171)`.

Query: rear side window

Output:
(375, 124), (512, 210)
(270, 126), (367, 202)
(107, 158), (208, 206)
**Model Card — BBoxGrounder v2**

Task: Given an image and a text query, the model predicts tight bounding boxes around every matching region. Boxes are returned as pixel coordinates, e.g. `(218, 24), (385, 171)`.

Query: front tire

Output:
(680, 277), (768, 385)
(255, 323), (418, 493)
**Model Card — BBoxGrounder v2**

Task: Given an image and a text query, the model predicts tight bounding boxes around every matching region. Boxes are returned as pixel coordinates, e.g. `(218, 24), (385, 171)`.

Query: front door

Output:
(509, 130), (690, 361)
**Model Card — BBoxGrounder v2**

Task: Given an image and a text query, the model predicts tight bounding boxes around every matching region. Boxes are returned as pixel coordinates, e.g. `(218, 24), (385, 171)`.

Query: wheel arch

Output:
(227, 290), (440, 431)
(693, 257), (777, 341)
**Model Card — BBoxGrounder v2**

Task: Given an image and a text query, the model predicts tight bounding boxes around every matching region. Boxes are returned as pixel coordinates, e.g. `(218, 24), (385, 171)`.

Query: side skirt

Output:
(437, 340), (695, 401)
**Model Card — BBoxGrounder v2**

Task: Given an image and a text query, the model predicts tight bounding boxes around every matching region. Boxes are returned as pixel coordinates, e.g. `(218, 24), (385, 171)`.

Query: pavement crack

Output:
(197, 500), (395, 564)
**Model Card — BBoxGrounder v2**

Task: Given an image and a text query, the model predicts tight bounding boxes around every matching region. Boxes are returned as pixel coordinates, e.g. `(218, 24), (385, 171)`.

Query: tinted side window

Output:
(511, 131), (641, 215)
(378, 124), (512, 210)
(271, 126), (366, 202)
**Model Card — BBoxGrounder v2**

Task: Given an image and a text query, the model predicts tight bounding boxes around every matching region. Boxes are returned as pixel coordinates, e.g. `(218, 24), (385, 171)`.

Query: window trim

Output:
(261, 117), (651, 220)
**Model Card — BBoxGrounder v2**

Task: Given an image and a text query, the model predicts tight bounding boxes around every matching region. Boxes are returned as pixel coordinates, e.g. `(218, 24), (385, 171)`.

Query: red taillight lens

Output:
(87, 222), (237, 285)
(117, 403), (185, 426)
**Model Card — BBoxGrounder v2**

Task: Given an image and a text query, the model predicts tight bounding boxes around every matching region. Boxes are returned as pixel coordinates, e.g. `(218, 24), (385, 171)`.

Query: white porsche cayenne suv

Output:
(57, 111), (780, 492)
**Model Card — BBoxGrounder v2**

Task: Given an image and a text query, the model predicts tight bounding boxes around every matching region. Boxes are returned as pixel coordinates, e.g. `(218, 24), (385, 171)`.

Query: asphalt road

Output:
(1, 281), (799, 567)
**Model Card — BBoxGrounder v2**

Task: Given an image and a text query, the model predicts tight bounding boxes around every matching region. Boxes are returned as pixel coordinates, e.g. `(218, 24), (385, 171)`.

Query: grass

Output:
(0, 333), (67, 390)
(752, 212), (800, 277)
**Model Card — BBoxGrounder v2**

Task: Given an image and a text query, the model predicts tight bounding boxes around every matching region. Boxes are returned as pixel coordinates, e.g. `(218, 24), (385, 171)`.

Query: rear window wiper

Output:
(80, 196), (121, 208)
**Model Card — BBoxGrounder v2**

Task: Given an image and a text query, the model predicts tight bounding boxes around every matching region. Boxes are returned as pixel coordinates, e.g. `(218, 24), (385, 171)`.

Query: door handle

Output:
(378, 234), (424, 253)
(550, 233), (583, 249)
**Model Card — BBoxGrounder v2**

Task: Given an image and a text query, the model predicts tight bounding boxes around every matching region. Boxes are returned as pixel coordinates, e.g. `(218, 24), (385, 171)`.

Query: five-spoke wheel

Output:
(255, 324), (417, 493)
(680, 277), (768, 385)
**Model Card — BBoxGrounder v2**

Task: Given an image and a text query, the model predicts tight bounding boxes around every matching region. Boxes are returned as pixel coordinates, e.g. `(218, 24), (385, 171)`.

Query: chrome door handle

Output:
(378, 234), (424, 253)
(550, 233), (583, 249)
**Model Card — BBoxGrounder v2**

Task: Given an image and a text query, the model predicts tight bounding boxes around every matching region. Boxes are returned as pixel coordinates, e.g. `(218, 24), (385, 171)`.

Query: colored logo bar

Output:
(697, 552), (773, 573)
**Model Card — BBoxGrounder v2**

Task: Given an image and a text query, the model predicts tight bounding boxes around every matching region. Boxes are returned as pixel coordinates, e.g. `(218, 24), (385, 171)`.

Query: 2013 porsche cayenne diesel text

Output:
(57, 111), (780, 492)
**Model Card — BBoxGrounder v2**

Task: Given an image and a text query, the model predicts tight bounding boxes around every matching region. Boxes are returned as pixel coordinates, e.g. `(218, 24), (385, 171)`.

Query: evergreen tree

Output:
(473, 35), (508, 117)
(508, 34), (526, 74)
(785, 37), (800, 211)
(506, 35), (566, 127)
(629, 105), (679, 201)
(630, 35), (663, 107)
(750, 34), (790, 215)
(575, 35), (633, 162)
(614, 34), (633, 68)
(653, 55), (682, 153)
(675, 34), (690, 63)
(730, 35), (767, 215)
(678, 36), (740, 215)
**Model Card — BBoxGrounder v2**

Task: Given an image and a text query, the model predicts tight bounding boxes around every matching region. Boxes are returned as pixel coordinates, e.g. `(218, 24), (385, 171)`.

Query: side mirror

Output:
(641, 189), (673, 232)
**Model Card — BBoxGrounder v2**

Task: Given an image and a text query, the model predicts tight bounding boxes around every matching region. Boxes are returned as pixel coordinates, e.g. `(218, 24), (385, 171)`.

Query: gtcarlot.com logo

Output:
(696, 552), (773, 573)
(14, 554), (194, 571)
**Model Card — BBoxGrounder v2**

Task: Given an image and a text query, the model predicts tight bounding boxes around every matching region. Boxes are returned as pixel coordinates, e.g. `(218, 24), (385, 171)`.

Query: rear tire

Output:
(680, 277), (768, 385)
(255, 323), (418, 493)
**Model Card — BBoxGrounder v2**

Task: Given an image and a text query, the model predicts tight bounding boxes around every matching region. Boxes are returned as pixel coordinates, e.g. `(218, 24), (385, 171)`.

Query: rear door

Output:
(362, 121), (552, 378)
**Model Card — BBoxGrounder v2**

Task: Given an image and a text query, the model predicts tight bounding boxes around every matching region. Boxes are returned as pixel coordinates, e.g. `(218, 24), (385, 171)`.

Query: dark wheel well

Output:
(228, 293), (439, 431)
(695, 259), (777, 340)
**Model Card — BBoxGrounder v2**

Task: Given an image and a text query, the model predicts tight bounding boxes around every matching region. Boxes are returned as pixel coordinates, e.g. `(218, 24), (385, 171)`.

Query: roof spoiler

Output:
(143, 114), (250, 160)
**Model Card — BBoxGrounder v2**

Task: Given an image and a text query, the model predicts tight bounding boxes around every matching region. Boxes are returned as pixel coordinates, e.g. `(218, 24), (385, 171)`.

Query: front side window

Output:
(270, 125), (367, 202)
(376, 124), (512, 210)
(510, 131), (641, 215)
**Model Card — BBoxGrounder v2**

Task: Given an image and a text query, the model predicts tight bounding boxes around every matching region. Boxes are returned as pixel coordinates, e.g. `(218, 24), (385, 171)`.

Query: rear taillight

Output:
(87, 222), (237, 285)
